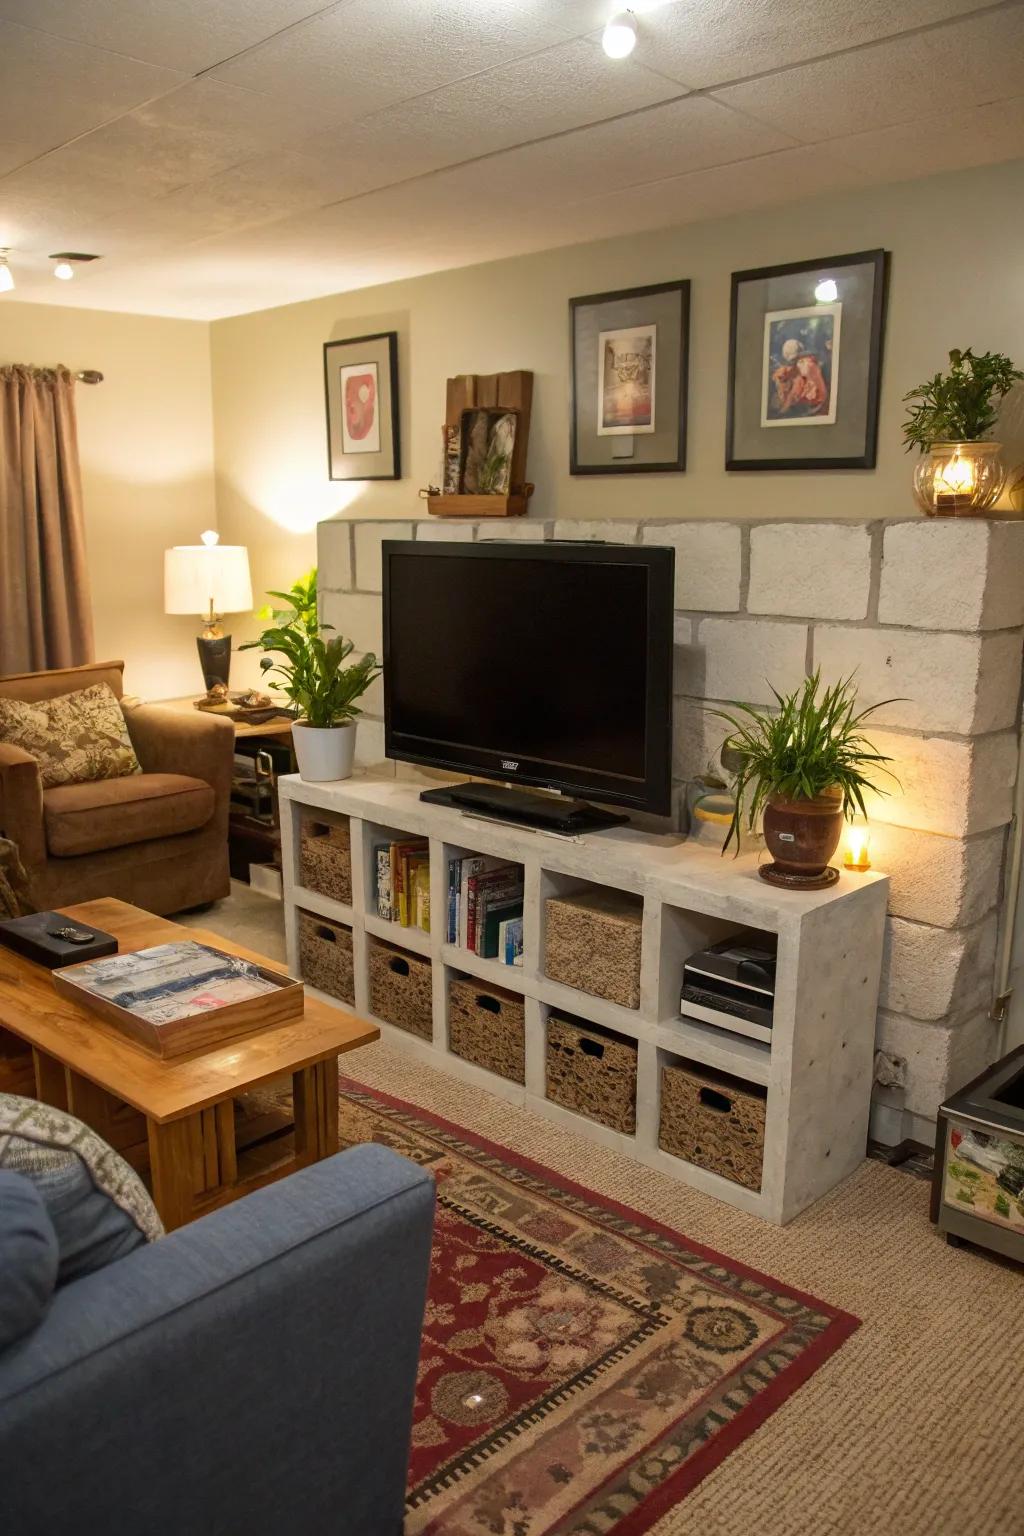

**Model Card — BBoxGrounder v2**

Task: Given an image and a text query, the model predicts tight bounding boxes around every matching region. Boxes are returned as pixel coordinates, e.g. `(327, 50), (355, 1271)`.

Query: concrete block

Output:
(748, 522), (872, 620)
(350, 653), (384, 718)
(880, 911), (997, 1021)
(476, 520), (551, 540)
(868, 823), (1004, 928)
(671, 696), (734, 783)
(641, 523), (741, 612)
(812, 625), (1022, 735)
(353, 717), (389, 771)
(696, 617), (808, 706)
(352, 520), (413, 592)
(317, 518), (352, 591)
(319, 590), (382, 656)
(553, 520), (638, 544)
(414, 520), (475, 540)
(878, 520), (1024, 631)
(875, 1007), (1002, 1120)
(863, 728), (1017, 837)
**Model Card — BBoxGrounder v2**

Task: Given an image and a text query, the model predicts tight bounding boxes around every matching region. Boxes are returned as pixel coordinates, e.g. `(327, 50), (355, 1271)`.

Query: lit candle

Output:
(843, 822), (871, 872)
(934, 450), (976, 510)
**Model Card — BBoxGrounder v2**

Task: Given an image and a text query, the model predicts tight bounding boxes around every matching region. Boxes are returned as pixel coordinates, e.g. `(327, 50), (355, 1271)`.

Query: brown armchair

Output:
(0, 660), (233, 916)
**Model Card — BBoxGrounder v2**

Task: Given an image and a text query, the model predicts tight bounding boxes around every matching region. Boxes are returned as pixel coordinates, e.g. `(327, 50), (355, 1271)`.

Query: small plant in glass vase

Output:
(241, 568), (381, 782)
(714, 671), (898, 889)
(902, 348), (1023, 516)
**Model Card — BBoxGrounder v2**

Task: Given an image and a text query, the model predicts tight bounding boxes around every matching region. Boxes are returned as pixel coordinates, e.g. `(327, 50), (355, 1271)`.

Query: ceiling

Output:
(1, 0), (1022, 319)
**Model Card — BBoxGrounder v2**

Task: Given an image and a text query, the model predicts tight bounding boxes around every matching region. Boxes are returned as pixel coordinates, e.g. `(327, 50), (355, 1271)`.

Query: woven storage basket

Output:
(659, 1060), (766, 1191)
(449, 976), (525, 1084)
(544, 886), (643, 1009)
(298, 910), (354, 1005)
(545, 1014), (637, 1134)
(368, 939), (433, 1040)
(300, 814), (352, 905)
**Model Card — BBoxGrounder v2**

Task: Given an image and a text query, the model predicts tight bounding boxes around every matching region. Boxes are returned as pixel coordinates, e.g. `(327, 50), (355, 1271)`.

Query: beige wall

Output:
(2, 301), (215, 699)
(211, 157), (1024, 686)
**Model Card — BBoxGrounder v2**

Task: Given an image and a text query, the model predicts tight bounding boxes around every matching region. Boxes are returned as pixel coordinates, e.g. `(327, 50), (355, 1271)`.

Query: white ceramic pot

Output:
(292, 721), (357, 782)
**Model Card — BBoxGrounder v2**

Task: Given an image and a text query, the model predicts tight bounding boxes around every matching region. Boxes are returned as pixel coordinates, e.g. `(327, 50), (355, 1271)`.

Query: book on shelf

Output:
(374, 837), (429, 932)
(375, 844), (393, 920)
(498, 916), (524, 967)
(447, 853), (524, 960)
(479, 899), (523, 960)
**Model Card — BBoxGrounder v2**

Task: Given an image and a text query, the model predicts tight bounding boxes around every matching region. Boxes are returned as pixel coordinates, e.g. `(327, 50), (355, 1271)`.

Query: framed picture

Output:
(726, 249), (888, 471)
(323, 330), (400, 480)
(570, 280), (689, 474)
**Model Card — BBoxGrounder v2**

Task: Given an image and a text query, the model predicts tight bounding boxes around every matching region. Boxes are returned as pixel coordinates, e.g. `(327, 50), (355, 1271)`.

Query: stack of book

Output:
(375, 838), (430, 932)
(447, 856), (524, 966)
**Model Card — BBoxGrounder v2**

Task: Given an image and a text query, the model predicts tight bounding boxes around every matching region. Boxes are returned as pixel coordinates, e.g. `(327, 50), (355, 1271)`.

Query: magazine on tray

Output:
(62, 941), (280, 1025)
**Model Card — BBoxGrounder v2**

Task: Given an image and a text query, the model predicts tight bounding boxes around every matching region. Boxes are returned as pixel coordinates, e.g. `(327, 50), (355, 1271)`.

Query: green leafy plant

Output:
(902, 348), (1023, 452)
(241, 567), (380, 729)
(712, 671), (898, 854)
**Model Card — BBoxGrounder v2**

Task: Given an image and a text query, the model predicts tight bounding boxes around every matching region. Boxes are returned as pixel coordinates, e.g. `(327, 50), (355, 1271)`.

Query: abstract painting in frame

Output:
(726, 250), (887, 471)
(324, 330), (400, 480)
(571, 280), (689, 475)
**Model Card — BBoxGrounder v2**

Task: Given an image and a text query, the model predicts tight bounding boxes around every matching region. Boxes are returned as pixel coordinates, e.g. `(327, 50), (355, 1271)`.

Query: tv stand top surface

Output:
(279, 771), (887, 928)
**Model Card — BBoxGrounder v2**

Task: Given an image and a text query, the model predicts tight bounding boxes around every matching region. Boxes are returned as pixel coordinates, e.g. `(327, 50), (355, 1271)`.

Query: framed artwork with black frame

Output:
(323, 330), (401, 480)
(570, 279), (690, 475)
(726, 249), (888, 471)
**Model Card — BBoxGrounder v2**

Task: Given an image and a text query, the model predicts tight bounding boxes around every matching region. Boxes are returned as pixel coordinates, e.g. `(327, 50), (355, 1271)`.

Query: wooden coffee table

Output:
(0, 898), (378, 1230)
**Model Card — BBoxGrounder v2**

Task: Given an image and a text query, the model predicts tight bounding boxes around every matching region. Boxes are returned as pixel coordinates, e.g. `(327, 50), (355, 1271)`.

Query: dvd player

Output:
(680, 937), (777, 1045)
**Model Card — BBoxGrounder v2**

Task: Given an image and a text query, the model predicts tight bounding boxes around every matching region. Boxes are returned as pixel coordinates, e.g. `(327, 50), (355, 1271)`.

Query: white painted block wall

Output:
(318, 515), (1024, 1143)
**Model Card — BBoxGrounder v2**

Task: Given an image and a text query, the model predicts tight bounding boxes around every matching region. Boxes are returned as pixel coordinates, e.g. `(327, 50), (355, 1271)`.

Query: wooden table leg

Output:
(147, 1118), (197, 1232)
(293, 1054), (339, 1165)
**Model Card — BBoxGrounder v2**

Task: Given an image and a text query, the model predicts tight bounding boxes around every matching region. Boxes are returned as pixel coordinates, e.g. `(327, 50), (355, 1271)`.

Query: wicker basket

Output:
(544, 886), (643, 1009)
(368, 939), (433, 1040)
(297, 910), (354, 1005)
(545, 1014), (637, 1134)
(300, 813), (352, 905)
(659, 1060), (766, 1191)
(449, 976), (525, 1084)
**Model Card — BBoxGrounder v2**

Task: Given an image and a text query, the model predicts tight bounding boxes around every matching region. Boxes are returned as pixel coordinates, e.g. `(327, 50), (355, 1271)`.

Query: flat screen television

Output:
(382, 540), (674, 816)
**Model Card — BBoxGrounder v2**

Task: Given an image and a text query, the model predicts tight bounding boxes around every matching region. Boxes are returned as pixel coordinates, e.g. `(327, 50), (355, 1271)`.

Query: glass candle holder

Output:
(842, 818), (871, 872)
(912, 441), (1006, 517)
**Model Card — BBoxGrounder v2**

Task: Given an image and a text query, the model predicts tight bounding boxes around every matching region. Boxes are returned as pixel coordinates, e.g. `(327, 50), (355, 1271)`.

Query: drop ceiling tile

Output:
(29, 78), (342, 200)
(631, 0), (1003, 89)
(711, 8), (1024, 142)
(296, 38), (685, 198)
(0, 0), (334, 74)
(828, 93), (1024, 180)
(0, 19), (183, 176)
(211, 0), (614, 121)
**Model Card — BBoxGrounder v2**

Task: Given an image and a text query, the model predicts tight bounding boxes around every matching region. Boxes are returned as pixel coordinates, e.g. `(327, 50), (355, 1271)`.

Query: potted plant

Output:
(241, 569), (381, 783)
(714, 672), (896, 888)
(902, 348), (1023, 516)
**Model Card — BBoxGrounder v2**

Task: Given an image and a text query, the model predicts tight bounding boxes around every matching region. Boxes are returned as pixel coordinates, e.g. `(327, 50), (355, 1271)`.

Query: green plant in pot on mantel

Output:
(903, 348), (1023, 516)
(715, 672), (897, 889)
(241, 569), (381, 783)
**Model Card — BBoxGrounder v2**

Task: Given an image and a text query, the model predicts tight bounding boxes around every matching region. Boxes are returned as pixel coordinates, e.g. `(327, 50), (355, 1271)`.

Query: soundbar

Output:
(419, 782), (628, 835)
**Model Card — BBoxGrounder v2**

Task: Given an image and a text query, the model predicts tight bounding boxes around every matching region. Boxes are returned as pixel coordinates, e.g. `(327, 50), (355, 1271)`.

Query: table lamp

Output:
(164, 530), (253, 697)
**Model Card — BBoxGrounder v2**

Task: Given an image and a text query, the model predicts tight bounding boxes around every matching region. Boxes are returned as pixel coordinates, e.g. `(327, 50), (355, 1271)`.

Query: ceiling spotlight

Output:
(602, 10), (637, 58)
(49, 251), (101, 282)
(53, 260), (74, 280)
(0, 250), (13, 294)
(814, 278), (839, 303)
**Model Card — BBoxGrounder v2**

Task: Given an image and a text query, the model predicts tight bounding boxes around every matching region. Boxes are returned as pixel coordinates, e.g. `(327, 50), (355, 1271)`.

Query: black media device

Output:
(383, 540), (674, 832)
(0, 911), (119, 968)
(680, 937), (777, 1045)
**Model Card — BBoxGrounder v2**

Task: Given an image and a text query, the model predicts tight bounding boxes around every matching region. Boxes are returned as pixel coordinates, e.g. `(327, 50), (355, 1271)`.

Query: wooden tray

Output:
(52, 948), (304, 1059)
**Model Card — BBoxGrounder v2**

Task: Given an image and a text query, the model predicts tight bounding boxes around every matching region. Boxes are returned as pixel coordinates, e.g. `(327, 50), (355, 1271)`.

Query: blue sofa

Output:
(0, 1142), (435, 1536)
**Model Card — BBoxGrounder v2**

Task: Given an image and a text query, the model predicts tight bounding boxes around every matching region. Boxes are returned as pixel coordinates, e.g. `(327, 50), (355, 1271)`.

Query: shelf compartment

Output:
(657, 901), (776, 1032)
(543, 876), (643, 1011)
(368, 936), (434, 1041)
(443, 843), (524, 965)
(365, 822), (431, 937)
(545, 1010), (638, 1135)
(657, 1051), (767, 1193)
(299, 809), (352, 906)
(448, 972), (526, 1085)
(297, 909), (354, 1006)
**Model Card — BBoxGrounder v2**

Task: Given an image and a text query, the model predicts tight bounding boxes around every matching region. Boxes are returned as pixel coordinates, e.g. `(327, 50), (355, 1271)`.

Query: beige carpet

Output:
(183, 887), (1024, 1536)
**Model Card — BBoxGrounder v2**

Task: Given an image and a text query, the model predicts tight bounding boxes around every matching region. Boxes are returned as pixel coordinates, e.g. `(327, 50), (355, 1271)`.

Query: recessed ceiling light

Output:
(814, 278), (839, 303)
(0, 249), (13, 294)
(602, 10), (637, 58)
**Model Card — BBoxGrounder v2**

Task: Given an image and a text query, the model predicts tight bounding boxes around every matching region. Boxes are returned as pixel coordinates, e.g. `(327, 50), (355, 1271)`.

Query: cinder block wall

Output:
(319, 516), (1024, 1141)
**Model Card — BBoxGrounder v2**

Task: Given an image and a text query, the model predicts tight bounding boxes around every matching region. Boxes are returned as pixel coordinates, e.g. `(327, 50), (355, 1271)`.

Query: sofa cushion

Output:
(0, 1171), (58, 1349)
(0, 1095), (163, 1287)
(44, 773), (216, 857)
(0, 682), (140, 788)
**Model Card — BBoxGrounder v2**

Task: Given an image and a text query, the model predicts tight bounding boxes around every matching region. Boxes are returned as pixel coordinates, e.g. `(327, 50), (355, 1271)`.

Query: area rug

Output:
(335, 1077), (859, 1536)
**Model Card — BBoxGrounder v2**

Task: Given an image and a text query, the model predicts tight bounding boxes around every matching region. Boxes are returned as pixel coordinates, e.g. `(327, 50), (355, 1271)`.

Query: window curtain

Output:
(0, 364), (95, 674)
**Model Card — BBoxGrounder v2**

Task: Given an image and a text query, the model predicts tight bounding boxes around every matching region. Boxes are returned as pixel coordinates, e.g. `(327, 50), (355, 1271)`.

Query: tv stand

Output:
(419, 782), (629, 835)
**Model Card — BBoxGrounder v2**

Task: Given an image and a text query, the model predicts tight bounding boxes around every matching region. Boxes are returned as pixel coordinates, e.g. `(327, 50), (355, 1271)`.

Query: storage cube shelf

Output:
(280, 774), (888, 1224)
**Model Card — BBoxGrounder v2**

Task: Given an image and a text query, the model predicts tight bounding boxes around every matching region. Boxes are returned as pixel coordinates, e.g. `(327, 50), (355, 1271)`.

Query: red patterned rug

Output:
(337, 1079), (858, 1535)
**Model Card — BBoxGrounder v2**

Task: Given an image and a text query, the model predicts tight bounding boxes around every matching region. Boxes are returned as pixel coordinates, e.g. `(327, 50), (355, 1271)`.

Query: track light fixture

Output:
(0, 249), (13, 293)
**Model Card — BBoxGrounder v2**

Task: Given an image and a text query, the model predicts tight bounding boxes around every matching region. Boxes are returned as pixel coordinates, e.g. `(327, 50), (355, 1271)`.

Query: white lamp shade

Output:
(164, 543), (253, 616)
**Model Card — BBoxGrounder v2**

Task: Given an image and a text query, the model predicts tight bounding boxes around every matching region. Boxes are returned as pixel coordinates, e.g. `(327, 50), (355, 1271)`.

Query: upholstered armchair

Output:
(0, 660), (232, 916)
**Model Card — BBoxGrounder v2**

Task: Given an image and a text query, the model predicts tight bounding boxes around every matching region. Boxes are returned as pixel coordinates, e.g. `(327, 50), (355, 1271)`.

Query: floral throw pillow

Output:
(0, 683), (141, 788)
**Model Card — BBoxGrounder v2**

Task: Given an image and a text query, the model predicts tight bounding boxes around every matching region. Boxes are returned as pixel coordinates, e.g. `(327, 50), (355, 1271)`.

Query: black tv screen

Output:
(382, 540), (674, 814)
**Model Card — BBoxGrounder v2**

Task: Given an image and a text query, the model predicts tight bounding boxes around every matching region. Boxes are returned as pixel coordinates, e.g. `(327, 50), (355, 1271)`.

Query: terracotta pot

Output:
(762, 788), (844, 877)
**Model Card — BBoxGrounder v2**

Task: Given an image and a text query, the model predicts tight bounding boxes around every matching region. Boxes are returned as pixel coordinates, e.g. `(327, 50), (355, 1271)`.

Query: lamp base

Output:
(197, 633), (232, 693)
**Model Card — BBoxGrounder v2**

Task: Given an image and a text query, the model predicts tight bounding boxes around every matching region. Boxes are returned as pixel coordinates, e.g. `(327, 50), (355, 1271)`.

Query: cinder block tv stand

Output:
(279, 774), (888, 1224)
